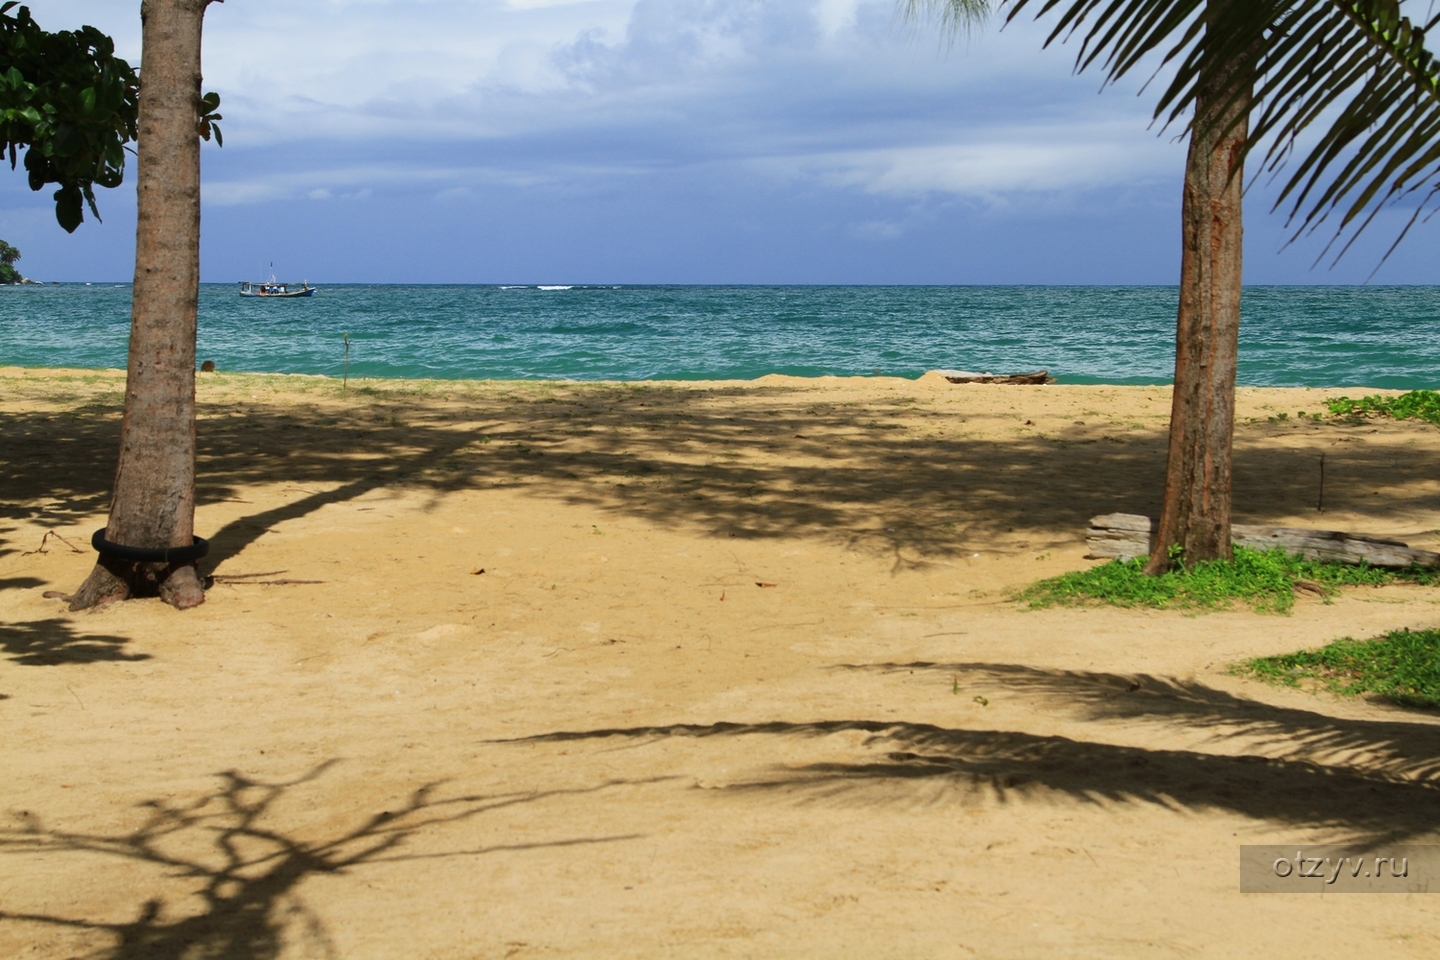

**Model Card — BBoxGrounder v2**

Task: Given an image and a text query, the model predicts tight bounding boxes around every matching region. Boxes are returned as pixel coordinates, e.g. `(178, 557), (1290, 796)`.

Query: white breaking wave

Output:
(538, 285), (574, 291)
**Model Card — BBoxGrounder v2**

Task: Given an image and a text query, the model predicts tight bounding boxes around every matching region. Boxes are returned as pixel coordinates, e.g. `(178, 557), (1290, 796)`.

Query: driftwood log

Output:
(1087, 513), (1440, 568)
(937, 370), (1055, 385)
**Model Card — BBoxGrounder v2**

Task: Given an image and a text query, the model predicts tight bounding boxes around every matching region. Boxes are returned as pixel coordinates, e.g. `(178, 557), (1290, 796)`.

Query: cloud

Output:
(163, 0), (1177, 209)
(755, 123), (1181, 199)
(202, 161), (514, 207)
(813, 0), (864, 36)
(44, 1), (1180, 195)
(33, 1), (1347, 284)
(846, 218), (908, 240)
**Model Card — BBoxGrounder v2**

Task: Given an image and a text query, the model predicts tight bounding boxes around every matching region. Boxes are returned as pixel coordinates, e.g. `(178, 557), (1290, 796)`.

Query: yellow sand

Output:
(2, 367), (1438, 958)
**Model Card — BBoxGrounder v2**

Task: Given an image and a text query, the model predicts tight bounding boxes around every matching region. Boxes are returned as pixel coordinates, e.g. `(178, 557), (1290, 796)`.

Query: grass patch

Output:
(1016, 546), (1437, 614)
(1325, 389), (1440, 426)
(1235, 628), (1440, 710)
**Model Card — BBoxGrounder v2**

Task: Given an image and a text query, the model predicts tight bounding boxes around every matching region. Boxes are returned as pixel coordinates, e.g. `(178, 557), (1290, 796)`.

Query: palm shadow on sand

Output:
(0, 761), (650, 960)
(3, 381), (1437, 574)
(497, 664), (1440, 845)
(840, 660), (1440, 771)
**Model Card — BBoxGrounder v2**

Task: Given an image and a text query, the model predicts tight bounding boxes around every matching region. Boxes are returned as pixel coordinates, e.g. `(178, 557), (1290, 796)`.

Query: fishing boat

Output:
(239, 278), (314, 298)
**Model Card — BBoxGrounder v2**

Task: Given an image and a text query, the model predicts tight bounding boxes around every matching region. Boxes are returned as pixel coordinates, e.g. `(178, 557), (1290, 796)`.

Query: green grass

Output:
(1236, 628), (1440, 710)
(1325, 389), (1440, 426)
(1016, 546), (1437, 614)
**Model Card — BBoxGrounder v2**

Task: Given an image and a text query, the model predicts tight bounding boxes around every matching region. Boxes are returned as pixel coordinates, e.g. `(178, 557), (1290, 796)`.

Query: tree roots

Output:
(69, 557), (206, 611)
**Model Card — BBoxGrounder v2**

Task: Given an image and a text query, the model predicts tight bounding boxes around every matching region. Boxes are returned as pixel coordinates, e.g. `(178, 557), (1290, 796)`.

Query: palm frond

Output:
(912, 0), (1440, 266)
(897, 0), (996, 37)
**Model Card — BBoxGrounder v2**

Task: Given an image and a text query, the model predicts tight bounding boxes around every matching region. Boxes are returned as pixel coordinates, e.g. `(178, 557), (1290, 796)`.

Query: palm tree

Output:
(0, 239), (18, 265)
(905, 0), (1440, 571)
(0, 239), (18, 283)
(70, 0), (223, 610)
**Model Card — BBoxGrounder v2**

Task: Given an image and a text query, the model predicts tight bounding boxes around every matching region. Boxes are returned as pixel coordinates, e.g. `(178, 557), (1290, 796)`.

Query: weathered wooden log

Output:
(1085, 514), (1157, 563)
(937, 369), (1055, 385)
(1086, 513), (1440, 568)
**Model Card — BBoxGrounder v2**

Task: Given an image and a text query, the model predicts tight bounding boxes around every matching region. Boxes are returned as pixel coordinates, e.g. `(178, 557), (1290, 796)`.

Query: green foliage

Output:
(1017, 546), (1437, 614)
(1237, 628), (1440, 710)
(1325, 390), (1440, 426)
(0, 236), (16, 281)
(197, 90), (223, 147)
(0, 5), (224, 232)
(0, 2), (138, 231)
(912, 1), (1440, 265)
(1024, 0), (1440, 261)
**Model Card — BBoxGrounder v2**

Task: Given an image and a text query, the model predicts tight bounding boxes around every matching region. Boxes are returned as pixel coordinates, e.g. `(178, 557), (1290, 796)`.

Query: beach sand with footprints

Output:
(3, 366), (1439, 958)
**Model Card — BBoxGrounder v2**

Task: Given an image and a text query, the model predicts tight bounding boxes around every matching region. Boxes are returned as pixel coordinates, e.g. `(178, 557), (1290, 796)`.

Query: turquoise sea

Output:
(1, 284), (1436, 388)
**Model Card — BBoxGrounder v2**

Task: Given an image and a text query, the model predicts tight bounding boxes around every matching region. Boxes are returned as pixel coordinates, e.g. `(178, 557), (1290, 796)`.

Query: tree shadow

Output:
(1, 380), (1437, 570)
(200, 477), (385, 575)
(0, 761), (650, 960)
(0, 401), (120, 525)
(834, 661), (1440, 780)
(0, 577), (45, 593)
(496, 698), (1440, 844)
(0, 619), (148, 666)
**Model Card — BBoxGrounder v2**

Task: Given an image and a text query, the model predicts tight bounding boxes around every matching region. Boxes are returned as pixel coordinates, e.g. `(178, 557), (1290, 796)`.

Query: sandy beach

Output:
(3, 366), (1439, 958)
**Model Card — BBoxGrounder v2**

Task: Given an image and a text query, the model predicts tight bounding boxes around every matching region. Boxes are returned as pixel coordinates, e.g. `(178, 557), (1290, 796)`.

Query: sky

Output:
(1, 0), (1435, 285)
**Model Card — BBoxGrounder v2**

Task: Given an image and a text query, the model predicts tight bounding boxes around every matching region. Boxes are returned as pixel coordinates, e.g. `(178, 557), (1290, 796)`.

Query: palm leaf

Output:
(909, 1), (1440, 266)
(897, 0), (995, 34)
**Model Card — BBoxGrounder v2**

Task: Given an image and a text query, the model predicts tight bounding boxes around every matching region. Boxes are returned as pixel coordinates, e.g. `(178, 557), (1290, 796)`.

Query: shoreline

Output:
(11, 280), (1440, 287)
(0, 364), (1421, 394)
(8, 283), (1439, 390)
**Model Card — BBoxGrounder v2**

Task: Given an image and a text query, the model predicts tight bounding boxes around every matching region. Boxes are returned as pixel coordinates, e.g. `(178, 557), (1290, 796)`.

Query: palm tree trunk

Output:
(1144, 5), (1250, 575)
(70, 0), (213, 610)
